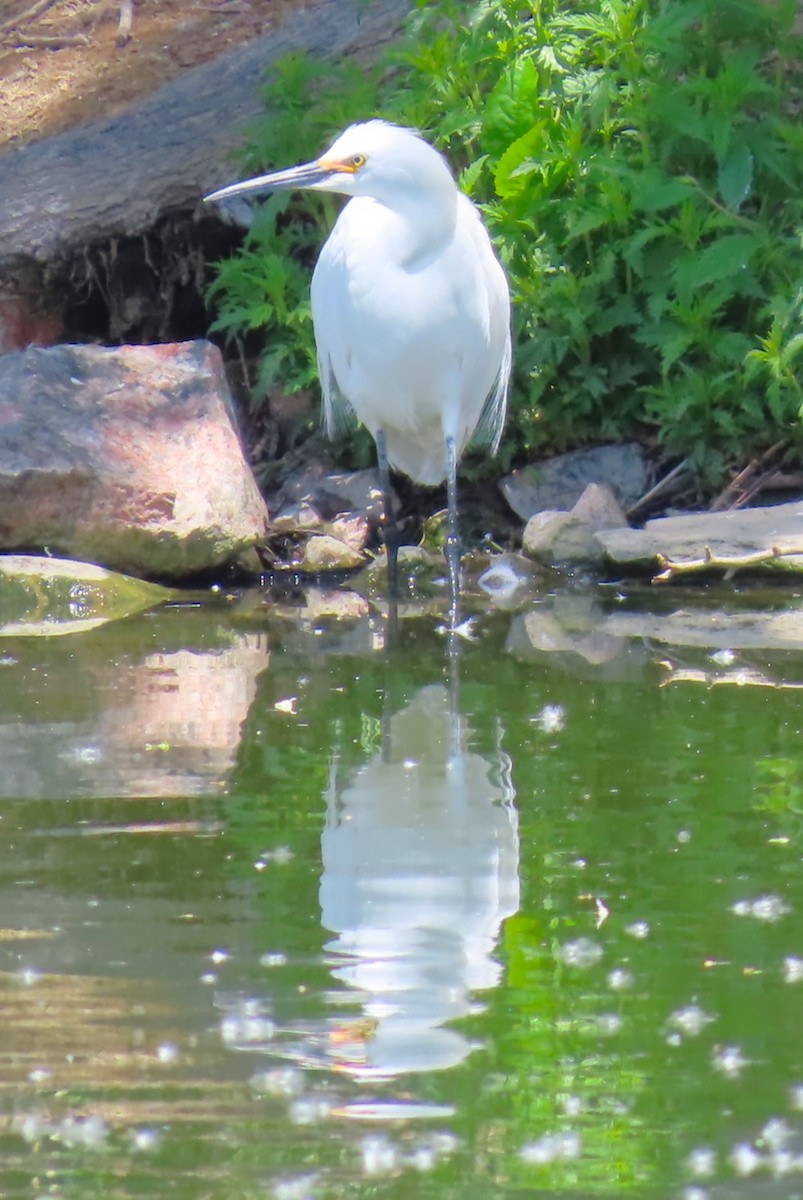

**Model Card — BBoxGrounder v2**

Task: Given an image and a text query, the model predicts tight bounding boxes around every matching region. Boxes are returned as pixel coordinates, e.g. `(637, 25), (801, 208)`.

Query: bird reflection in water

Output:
(319, 679), (520, 1079)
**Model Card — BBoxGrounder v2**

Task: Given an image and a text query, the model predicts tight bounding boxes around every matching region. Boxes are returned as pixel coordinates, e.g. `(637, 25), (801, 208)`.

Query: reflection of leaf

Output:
(755, 758), (803, 817)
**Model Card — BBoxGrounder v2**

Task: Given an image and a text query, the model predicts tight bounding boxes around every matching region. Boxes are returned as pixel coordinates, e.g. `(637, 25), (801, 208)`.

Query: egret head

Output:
(205, 120), (456, 211)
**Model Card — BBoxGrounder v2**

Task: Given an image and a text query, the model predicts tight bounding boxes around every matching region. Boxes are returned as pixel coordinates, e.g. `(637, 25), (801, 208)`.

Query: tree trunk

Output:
(0, 0), (410, 283)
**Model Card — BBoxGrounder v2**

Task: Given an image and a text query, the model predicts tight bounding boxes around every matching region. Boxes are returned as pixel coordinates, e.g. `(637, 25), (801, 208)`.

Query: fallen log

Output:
(0, 0), (410, 283)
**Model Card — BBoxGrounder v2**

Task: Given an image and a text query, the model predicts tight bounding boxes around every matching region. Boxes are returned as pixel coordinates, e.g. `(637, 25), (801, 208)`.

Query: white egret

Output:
(205, 120), (512, 622)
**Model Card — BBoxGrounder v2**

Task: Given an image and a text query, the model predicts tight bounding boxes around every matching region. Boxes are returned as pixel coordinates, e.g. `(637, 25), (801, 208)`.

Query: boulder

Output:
(522, 482), (629, 568)
(501, 442), (649, 521)
(0, 340), (268, 579)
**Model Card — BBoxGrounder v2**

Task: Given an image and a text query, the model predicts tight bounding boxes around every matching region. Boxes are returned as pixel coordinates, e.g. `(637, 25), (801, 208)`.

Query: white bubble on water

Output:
(680, 1187), (709, 1200)
(731, 895), (790, 922)
(28, 1067), (51, 1084)
(669, 1004), (716, 1038)
(251, 1066), (304, 1097)
(220, 1010), (275, 1047)
(560, 1095), (583, 1117)
(58, 1114), (108, 1149)
(520, 1130), (582, 1164)
(210, 948), (230, 965)
(404, 1133), (457, 1173)
(260, 952), (288, 968)
(710, 649), (736, 666)
(789, 1083), (803, 1110)
(130, 1127), (161, 1152)
(625, 921), (650, 939)
(16, 968), (40, 987)
(556, 938), (603, 968)
(156, 1042), (179, 1064)
(687, 1147), (717, 1178)
(596, 1013), (623, 1035)
(360, 1133), (398, 1176)
(607, 964), (633, 993)
(783, 956), (803, 983)
(532, 704), (566, 734)
(289, 1095), (333, 1126)
(729, 1143), (762, 1176)
(711, 1044), (748, 1078)
(271, 1173), (320, 1200)
(759, 1117), (793, 1151)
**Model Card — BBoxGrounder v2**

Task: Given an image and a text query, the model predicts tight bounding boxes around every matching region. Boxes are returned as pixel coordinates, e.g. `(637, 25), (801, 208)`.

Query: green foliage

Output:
(207, 0), (803, 484)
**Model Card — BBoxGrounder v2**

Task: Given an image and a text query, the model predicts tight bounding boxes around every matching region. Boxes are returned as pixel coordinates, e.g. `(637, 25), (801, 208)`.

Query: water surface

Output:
(0, 588), (802, 1198)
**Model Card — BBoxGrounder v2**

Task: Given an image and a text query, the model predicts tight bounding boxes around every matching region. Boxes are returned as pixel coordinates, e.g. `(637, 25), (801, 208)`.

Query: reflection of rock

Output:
(0, 612), (269, 799)
(319, 684), (519, 1078)
(95, 638), (268, 797)
(0, 555), (171, 637)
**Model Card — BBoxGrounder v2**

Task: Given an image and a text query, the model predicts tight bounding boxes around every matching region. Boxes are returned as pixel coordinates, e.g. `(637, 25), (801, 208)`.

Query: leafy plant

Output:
(207, 0), (803, 486)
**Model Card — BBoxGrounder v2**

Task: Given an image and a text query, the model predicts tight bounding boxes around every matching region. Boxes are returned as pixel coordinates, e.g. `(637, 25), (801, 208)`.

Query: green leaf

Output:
(718, 139), (754, 211)
(673, 234), (760, 297)
(634, 177), (695, 213)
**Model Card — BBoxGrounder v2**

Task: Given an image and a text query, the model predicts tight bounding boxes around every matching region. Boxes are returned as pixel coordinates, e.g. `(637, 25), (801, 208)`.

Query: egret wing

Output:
(311, 224), (359, 440)
(473, 326), (512, 454)
(317, 352), (358, 439)
(458, 195), (512, 454)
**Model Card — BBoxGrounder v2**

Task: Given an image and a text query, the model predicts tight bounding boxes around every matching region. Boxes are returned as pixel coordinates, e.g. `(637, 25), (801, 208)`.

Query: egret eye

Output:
(350, 153), (367, 169)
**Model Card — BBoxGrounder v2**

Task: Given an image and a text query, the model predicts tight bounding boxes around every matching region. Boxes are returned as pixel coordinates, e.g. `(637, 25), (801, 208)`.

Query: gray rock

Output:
(598, 499), (803, 574)
(298, 534), (367, 573)
(522, 510), (604, 566)
(276, 465), (387, 526)
(571, 482), (628, 529)
(0, 341), (269, 579)
(501, 443), (650, 520)
(521, 481), (630, 568)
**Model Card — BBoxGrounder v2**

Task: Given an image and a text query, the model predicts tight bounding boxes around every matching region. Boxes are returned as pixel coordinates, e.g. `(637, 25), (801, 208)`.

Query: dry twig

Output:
(0, 0), (57, 34)
(652, 543), (788, 584)
(116, 0), (133, 46)
(626, 458), (690, 519)
(709, 440), (788, 512)
(4, 31), (89, 47)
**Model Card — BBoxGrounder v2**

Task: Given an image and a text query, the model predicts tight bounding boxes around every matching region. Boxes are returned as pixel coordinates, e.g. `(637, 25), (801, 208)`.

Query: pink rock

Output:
(0, 293), (63, 353)
(0, 340), (268, 579)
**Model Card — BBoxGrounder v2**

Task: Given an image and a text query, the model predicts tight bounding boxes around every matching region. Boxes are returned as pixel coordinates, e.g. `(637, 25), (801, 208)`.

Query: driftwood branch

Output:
(0, 0), (57, 33)
(653, 543), (789, 584)
(659, 665), (803, 690)
(0, 0), (410, 282)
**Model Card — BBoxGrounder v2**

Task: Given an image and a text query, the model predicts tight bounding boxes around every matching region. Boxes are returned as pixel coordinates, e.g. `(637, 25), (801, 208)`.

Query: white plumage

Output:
(206, 120), (512, 619)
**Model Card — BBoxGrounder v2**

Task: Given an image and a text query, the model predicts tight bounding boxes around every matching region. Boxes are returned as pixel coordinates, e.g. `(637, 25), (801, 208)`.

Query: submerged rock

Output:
(0, 341), (268, 580)
(501, 443), (649, 521)
(0, 555), (171, 636)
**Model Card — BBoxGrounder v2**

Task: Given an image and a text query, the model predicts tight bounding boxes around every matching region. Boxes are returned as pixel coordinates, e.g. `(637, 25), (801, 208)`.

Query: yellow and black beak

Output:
(204, 157), (356, 204)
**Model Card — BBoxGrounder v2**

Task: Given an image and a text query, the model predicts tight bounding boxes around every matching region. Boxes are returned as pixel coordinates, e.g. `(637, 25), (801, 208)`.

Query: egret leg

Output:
(375, 429), (400, 600)
(445, 434), (461, 629)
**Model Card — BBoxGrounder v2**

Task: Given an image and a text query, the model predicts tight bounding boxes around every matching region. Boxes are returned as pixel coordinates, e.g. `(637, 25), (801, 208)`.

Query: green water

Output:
(0, 591), (802, 1199)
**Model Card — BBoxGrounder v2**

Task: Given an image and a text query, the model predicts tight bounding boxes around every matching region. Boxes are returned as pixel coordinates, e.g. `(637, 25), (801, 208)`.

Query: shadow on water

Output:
(0, 588), (801, 1196)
